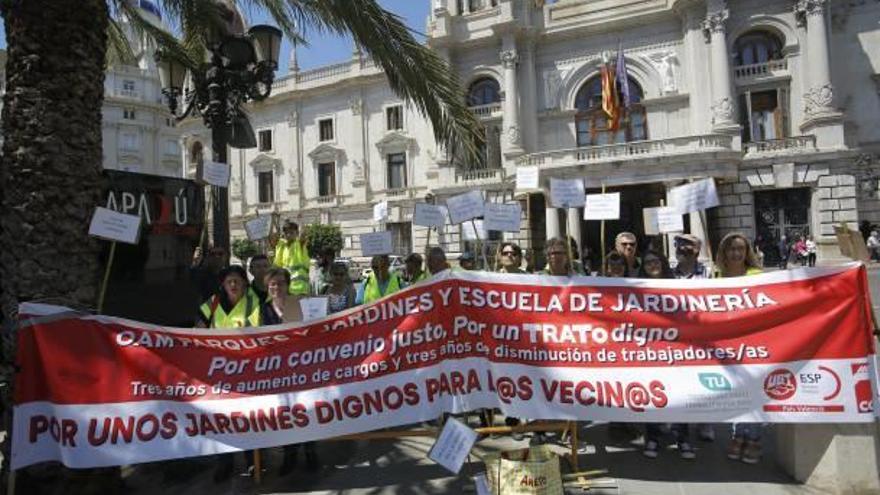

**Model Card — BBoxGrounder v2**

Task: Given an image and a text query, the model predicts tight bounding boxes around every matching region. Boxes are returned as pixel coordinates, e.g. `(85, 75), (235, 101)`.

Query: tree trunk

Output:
(0, 0), (107, 307)
(0, 0), (109, 480)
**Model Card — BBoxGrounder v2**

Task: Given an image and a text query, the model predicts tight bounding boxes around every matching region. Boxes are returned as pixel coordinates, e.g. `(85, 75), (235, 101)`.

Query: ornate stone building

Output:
(180, 0), (880, 266)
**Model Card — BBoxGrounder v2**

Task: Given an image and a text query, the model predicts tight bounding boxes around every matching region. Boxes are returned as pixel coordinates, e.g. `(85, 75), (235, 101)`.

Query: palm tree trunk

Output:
(0, 0), (109, 480)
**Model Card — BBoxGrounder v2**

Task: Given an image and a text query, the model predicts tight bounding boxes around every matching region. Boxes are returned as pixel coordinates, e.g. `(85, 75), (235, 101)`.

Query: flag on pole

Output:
(600, 63), (620, 129)
(615, 46), (631, 109)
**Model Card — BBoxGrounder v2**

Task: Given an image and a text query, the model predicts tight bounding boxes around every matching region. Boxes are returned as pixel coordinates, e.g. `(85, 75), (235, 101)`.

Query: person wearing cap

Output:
(403, 253), (428, 286)
(614, 232), (640, 276)
(273, 220), (311, 295)
(673, 234), (709, 280)
(357, 254), (402, 305)
(196, 265), (261, 329)
(459, 251), (476, 271)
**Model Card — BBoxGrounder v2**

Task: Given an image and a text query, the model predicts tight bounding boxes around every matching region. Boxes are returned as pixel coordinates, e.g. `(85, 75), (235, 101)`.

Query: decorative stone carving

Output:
(500, 50), (518, 68)
(701, 9), (729, 41)
(351, 159), (366, 185)
(542, 68), (563, 110)
(648, 51), (679, 95)
(803, 84), (834, 114)
(287, 164), (299, 191)
(230, 175), (242, 198)
(287, 110), (298, 128)
(349, 97), (363, 116)
(795, 0), (828, 26)
(711, 97), (735, 125)
(507, 125), (521, 146)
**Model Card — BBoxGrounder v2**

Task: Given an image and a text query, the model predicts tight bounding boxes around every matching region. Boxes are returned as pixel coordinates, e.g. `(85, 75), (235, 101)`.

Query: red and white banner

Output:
(12, 264), (880, 469)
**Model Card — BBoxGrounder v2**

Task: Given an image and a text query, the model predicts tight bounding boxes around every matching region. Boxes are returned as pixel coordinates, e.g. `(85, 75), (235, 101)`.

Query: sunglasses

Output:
(619, 242), (636, 246)
(501, 251), (517, 256)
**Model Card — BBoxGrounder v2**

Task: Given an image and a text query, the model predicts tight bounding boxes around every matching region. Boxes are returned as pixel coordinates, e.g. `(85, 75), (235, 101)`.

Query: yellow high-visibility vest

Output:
(273, 238), (310, 295)
(199, 292), (261, 328)
(363, 272), (401, 304)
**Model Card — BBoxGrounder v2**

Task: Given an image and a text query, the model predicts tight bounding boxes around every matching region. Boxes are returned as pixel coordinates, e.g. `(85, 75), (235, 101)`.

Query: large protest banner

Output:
(13, 264), (879, 469)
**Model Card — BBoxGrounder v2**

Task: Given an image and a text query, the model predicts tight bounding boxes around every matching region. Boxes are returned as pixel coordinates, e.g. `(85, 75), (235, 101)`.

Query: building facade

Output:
(179, 0), (880, 267)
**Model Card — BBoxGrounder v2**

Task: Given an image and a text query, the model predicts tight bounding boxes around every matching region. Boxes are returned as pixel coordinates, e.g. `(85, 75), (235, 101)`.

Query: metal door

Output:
(754, 188), (811, 266)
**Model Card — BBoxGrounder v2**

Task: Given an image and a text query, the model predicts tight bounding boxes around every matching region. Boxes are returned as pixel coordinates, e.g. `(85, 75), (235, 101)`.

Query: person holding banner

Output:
(603, 252), (628, 278)
(323, 261), (357, 314)
(357, 255), (402, 304)
(639, 251), (696, 460)
(541, 238), (575, 277)
(260, 267), (320, 473)
(497, 242), (526, 274)
(273, 220), (311, 295)
(615, 232), (640, 276)
(716, 233), (764, 464)
(403, 253), (429, 286)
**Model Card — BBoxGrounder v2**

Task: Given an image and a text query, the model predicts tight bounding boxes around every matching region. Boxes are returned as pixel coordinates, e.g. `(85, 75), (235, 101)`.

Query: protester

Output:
(459, 251), (476, 271)
(273, 220), (311, 295)
(427, 247), (451, 275)
(311, 246), (337, 296)
(671, 234), (715, 442)
(636, 251), (695, 459)
(794, 236), (807, 266)
(195, 265), (261, 481)
(189, 245), (227, 301)
(323, 261), (357, 313)
(357, 254), (402, 304)
(403, 253), (428, 286)
(717, 232), (763, 464)
(603, 252), (627, 277)
(497, 242), (526, 274)
(805, 236), (817, 267)
(615, 232), (640, 276)
(868, 231), (880, 261)
(260, 267), (319, 473)
(248, 254), (270, 304)
(542, 237), (574, 276)
(777, 235), (789, 269)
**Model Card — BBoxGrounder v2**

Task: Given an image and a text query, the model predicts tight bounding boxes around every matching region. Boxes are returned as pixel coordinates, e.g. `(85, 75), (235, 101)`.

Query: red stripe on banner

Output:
(762, 404), (846, 413)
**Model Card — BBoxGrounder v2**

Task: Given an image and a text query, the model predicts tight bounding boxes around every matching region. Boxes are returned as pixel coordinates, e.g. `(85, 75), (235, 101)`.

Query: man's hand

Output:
(192, 247), (203, 267)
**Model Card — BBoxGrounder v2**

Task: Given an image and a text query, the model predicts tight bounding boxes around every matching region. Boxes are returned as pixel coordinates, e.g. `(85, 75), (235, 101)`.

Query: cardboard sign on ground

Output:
(428, 417), (478, 474)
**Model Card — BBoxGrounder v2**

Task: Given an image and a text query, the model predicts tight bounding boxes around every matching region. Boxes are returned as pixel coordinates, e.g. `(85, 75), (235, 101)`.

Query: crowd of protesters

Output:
(188, 218), (776, 481)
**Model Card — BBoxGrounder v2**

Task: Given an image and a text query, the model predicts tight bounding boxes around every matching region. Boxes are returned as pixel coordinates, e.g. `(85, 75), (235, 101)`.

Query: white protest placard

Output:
(668, 178), (719, 214)
(549, 177), (585, 208)
(200, 161), (231, 188)
(428, 417), (478, 474)
(583, 193), (620, 221)
(446, 190), (485, 224)
(359, 231), (393, 256)
(244, 216), (272, 241)
(462, 220), (486, 241)
(484, 202), (522, 233)
(299, 297), (328, 322)
(643, 206), (685, 235)
(413, 203), (448, 229)
(373, 201), (389, 222)
(516, 166), (539, 191)
(88, 207), (142, 245)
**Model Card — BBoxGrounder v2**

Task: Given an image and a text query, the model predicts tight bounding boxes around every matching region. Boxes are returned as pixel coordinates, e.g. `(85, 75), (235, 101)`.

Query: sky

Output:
(0, 0), (430, 73)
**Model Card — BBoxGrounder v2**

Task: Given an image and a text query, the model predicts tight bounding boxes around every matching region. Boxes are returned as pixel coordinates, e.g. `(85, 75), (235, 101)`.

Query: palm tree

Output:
(0, 0), (479, 482)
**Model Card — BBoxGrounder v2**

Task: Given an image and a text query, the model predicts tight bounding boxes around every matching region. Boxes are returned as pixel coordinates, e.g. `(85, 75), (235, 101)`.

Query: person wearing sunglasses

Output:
(497, 242), (526, 274)
(614, 232), (640, 276)
(672, 234), (708, 280)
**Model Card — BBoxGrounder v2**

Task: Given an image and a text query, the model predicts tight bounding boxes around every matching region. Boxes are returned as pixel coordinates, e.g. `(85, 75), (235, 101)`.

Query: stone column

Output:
(566, 207), (582, 250)
(702, 8), (737, 131)
(796, 0), (835, 116)
(545, 206), (560, 240)
(500, 48), (525, 157)
(520, 41), (539, 153)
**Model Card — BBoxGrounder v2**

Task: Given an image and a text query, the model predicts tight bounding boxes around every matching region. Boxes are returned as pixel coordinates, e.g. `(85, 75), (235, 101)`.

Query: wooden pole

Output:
(660, 199), (668, 259)
(471, 218), (488, 269)
(699, 209), (714, 270)
(253, 449), (262, 484)
(96, 241), (117, 315)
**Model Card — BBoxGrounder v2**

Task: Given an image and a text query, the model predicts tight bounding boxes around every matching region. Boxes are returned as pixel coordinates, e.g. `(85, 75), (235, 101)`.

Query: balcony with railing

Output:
(516, 134), (736, 169)
(454, 166), (505, 185)
(743, 135), (817, 157)
(469, 102), (502, 120)
(271, 57), (381, 93)
(733, 58), (789, 84)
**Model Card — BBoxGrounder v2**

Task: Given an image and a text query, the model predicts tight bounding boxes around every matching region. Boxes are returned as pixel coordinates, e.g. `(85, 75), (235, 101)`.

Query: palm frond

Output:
(106, 18), (137, 68)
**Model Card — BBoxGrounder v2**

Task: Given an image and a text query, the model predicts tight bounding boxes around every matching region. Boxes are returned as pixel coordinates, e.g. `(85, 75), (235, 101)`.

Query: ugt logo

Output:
(764, 369), (797, 401)
(699, 373), (732, 391)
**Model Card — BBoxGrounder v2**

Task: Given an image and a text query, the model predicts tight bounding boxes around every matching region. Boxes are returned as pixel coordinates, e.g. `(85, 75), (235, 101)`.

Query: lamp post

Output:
(155, 19), (282, 252)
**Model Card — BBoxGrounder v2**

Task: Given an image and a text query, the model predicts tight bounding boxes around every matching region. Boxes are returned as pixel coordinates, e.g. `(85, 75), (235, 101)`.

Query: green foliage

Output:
(302, 223), (343, 258)
(231, 238), (260, 262)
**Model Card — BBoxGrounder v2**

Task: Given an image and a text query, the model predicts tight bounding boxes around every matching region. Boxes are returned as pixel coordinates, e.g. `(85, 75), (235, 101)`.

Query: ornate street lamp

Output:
(156, 17), (282, 251)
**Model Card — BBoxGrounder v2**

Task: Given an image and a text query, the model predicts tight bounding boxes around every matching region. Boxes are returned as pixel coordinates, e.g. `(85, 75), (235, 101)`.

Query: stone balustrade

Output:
(743, 135), (818, 156)
(733, 58), (788, 82)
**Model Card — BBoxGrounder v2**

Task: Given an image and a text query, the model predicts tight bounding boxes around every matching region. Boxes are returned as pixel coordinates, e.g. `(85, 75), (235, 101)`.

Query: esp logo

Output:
(764, 369), (797, 401)
(699, 373), (732, 391)
(851, 362), (874, 414)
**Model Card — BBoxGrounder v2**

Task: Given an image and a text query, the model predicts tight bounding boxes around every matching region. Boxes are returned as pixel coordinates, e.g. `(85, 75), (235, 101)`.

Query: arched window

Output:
(467, 77), (501, 107)
(574, 75), (646, 147)
(734, 31), (783, 66)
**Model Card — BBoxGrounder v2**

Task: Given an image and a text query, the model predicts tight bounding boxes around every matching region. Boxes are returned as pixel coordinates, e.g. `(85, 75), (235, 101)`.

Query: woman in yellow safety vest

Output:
(196, 265), (261, 328)
(195, 265), (261, 482)
(357, 255), (401, 304)
(273, 220), (311, 295)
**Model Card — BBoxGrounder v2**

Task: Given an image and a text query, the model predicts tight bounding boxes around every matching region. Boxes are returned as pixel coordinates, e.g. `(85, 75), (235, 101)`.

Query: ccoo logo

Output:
(699, 373), (732, 391)
(764, 369), (797, 401)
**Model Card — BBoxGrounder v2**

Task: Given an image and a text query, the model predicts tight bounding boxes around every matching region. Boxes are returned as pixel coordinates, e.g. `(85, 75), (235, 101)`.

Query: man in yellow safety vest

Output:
(273, 220), (311, 295)
(357, 254), (401, 304)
